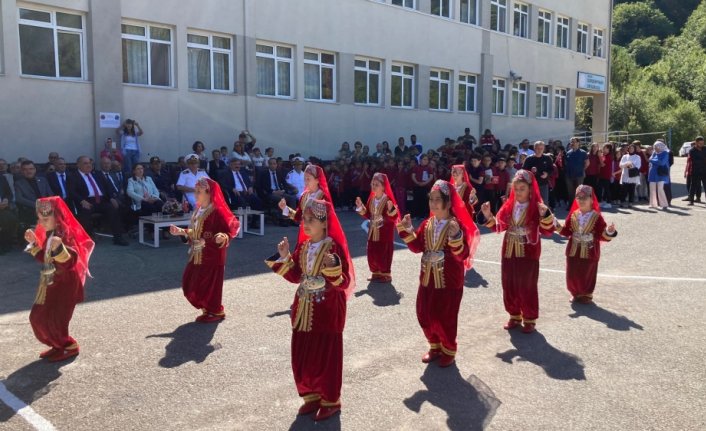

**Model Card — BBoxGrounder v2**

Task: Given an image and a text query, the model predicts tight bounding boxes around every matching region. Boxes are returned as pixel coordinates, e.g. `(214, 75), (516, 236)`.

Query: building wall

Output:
(0, 0), (611, 162)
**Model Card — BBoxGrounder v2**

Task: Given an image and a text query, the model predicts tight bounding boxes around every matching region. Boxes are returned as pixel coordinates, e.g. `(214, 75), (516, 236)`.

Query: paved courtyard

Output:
(1, 158), (705, 430)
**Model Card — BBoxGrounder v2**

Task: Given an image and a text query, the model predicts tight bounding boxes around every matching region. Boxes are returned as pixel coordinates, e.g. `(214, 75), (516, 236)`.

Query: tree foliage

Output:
(612, 2), (675, 46)
(628, 36), (663, 66)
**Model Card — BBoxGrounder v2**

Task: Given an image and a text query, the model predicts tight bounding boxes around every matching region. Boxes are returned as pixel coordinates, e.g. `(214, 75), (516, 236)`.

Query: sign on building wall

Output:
(99, 112), (121, 128)
(577, 72), (606, 92)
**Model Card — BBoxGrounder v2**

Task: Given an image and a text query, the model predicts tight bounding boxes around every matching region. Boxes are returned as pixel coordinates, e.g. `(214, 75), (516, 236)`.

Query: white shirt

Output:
(286, 169), (305, 198)
(513, 201), (529, 222)
(432, 218), (448, 244)
(577, 210), (593, 229)
(80, 172), (103, 198)
(252, 155), (266, 167)
(306, 239), (325, 273)
(176, 169), (209, 207)
(122, 135), (138, 151)
(269, 170), (281, 191)
(231, 170), (246, 192)
(231, 151), (252, 165)
(56, 172), (67, 198)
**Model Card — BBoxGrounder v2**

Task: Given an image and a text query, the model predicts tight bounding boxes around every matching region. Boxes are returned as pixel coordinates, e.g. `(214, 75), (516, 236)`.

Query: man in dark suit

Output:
(14, 160), (54, 224)
(46, 157), (70, 201)
(256, 157), (297, 226)
(67, 156), (128, 246)
(208, 149), (227, 181)
(221, 158), (262, 210)
(0, 174), (18, 253)
(145, 156), (174, 200)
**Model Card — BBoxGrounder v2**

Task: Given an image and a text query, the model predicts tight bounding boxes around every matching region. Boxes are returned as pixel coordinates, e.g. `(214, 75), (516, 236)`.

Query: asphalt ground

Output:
(1, 157), (705, 431)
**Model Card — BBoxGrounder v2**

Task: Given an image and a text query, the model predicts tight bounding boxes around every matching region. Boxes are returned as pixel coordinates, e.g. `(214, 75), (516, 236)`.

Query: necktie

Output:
(271, 172), (279, 190)
(59, 173), (67, 198)
(87, 173), (101, 203)
(236, 172), (245, 190)
(105, 172), (118, 194)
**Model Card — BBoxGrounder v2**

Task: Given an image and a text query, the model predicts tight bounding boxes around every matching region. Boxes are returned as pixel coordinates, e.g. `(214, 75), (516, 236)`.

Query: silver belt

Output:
(421, 251), (445, 264)
(573, 233), (594, 245)
(298, 276), (326, 293)
(508, 227), (528, 244)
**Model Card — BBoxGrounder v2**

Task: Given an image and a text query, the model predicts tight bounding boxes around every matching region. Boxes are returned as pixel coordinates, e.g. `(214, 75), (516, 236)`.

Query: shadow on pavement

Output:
(146, 321), (221, 368)
(496, 330), (586, 381)
(288, 413), (341, 430)
(464, 268), (489, 288)
(403, 365), (500, 430)
(268, 309), (292, 318)
(354, 282), (403, 306)
(0, 357), (75, 423)
(569, 302), (644, 331)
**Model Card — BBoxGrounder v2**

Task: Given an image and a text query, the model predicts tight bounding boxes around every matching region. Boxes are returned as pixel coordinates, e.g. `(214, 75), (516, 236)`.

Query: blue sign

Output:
(577, 72), (606, 92)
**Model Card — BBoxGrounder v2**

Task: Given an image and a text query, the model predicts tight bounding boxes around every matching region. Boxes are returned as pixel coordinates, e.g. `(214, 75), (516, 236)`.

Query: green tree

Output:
(628, 36), (664, 66)
(612, 2), (675, 46)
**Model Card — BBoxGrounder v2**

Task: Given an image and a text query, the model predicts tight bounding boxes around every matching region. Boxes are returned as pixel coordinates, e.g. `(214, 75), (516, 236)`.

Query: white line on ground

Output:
(0, 382), (56, 431)
(363, 224), (706, 283)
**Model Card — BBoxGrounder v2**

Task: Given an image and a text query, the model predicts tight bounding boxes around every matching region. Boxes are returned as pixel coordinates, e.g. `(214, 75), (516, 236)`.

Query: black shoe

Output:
(682, 197), (691, 201)
(113, 236), (129, 246)
(687, 202), (694, 206)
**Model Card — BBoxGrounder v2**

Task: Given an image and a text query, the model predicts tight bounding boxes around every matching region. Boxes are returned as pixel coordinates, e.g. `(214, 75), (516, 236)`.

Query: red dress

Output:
(182, 206), (235, 315)
(454, 182), (476, 217)
(398, 217), (469, 357)
(266, 238), (350, 407)
(28, 241), (82, 351)
(357, 195), (398, 281)
(559, 211), (616, 300)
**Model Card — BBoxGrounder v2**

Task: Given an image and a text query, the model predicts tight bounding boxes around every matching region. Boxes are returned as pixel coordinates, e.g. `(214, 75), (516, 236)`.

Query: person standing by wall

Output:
(687, 136), (705, 205)
(116, 119), (143, 174)
(564, 138), (588, 209)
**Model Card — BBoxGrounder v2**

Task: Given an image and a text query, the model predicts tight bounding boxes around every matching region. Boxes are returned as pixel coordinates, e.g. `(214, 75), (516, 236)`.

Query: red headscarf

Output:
(450, 164), (475, 191)
(304, 164), (332, 202)
(430, 180), (480, 270)
(35, 196), (94, 287)
(368, 172), (400, 223)
(303, 199), (356, 299)
(565, 185), (600, 224)
(197, 178), (240, 238)
(494, 169), (546, 244)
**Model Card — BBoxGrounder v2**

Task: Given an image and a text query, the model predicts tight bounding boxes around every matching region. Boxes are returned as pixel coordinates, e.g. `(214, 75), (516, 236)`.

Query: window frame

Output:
(255, 41), (294, 99)
(459, 0), (478, 25)
(537, 10), (552, 45)
(556, 16), (569, 49)
(592, 28), (604, 58)
(490, 0), (507, 33)
(354, 57), (382, 106)
(458, 73), (478, 113)
(535, 85), (550, 119)
(431, 0), (451, 18)
(492, 77), (506, 115)
(391, 62), (415, 109)
(511, 81), (527, 117)
(391, 0), (416, 9)
(121, 21), (174, 88)
(554, 87), (568, 120)
(17, 5), (87, 80)
(429, 69), (451, 111)
(512, 2), (529, 39)
(303, 49), (336, 102)
(186, 30), (234, 93)
(576, 22), (589, 54)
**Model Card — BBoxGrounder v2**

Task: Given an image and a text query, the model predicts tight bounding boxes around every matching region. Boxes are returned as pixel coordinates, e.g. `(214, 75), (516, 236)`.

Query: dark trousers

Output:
(136, 200), (164, 216)
(566, 176), (584, 203)
(688, 172), (706, 201)
(76, 198), (123, 237)
(595, 178), (611, 203)
(412, 186), (428, 218)
(0, 208), (18, 249)
(229, 192), (262, 211)
(621, 183), (636, 203)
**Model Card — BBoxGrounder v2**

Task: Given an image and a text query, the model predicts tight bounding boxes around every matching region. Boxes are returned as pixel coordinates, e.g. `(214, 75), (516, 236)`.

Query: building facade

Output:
(0, 0), (612, 162)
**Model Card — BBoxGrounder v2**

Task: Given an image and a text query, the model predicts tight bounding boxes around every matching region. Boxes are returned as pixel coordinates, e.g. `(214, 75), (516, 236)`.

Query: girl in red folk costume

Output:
(279, 164), (332, 237)
(24, 197), (94, 362)
(265, 200), (354, 422)
(355, 172), (399, 283)
(397, 180), (480, 367)
(559, 185), (617, 304)
(480, 170), (556, 334)
(170, 178), (240, 323)
(450, 164), (478, 217)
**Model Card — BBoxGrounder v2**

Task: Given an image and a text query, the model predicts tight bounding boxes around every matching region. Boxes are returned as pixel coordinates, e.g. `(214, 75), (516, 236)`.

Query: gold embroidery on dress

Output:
(188, 205), (214, 265)
(505, 208), (528, 258)
(421, 217), (452, 289)
(569, 212), (597, 259)
(35, 234), (56, 305)
(368, 195), (388, 242)
(292, 239), (332, 332)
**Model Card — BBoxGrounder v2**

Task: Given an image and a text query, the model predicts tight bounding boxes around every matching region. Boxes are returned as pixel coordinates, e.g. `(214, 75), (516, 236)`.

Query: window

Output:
(431, 0), (450, 18)
(122, 23), (172, 87)
(429, 69), (450, 111)
(593, 28), (604, 58)
(490, 0), (507, 33)
(391, 63), (415, 108)
(304, 50), (336, 101)
(256, 42), (293, 97)
(556, 16), (569, 48)
(511, 81), (527, 116)
(513, 3), (529, 38)
(577, 23), (589, 54)
(538, 11), (552, 44)
(354, 58), (381, 105)
(554, 88), (568, 119)
(492, 78), (506, 115)
(18, 7), (85, 79)
(460, 0), (478, 25)
(392, 0), (415, 9)
(458, 73), (477, 112)
(187, 32), (232, 92)
(536, 85), (550, 118)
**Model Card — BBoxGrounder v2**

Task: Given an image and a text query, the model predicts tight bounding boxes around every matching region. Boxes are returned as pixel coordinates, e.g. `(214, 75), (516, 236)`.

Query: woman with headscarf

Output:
(480, 170), (556, 334)
(619, 143), (642, 208)
(559, 185), (617, 304)
(24, 196), (95, 362)
(449, 164), (478, 217)
(169, 178), (240, 323)
(397, 180), (480, 368)
(279, 164), (332, 241)
(648, 141), (670, 209)
(265, 200), (354, 422)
